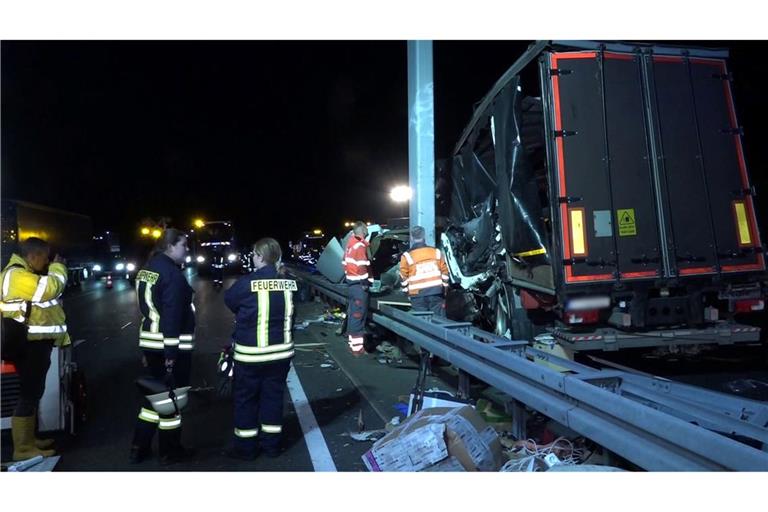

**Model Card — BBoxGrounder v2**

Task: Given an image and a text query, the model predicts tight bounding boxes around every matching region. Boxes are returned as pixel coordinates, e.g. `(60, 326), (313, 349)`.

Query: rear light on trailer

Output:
(565, 310), (600, 325)
(734, 299), (764, 313)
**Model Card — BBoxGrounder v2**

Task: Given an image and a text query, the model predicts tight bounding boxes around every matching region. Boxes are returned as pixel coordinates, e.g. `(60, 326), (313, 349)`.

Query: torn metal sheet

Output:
(315, 237), (345, 283)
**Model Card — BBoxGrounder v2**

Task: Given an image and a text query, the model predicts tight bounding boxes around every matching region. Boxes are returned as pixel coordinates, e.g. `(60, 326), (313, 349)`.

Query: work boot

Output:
(158, 428), (195, 466)
(159, 445), (196, 466)
(129, 444), (152, 464)
(12, 416), (56, 461)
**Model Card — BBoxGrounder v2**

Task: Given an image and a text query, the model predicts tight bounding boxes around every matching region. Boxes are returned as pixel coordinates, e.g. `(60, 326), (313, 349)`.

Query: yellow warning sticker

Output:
(617, 209), (637, 237)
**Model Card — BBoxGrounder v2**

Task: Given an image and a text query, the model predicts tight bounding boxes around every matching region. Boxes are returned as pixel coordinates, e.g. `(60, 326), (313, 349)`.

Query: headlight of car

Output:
(185, 256), (192, 263)
(227, 253), (237, 262)
(93, 264), (102, 272)
(126, 263), (136, 272)
(196, 255), (205, 263)
(115, 263), (125, 271)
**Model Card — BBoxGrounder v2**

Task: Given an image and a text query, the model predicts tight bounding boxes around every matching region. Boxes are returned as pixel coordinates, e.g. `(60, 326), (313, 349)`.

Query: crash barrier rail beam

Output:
(290, 268), (768, 470)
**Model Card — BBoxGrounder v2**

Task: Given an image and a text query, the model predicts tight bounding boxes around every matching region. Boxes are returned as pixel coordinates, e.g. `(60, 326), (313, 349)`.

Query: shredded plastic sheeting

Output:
(444, 76), (552, 293)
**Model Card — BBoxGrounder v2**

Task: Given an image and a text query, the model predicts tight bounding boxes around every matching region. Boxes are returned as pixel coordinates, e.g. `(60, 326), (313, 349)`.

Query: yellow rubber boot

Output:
(12, 416), (56, 461)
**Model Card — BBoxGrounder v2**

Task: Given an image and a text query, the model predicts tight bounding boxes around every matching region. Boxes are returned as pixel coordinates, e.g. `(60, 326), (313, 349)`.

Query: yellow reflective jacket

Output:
(0, 253), (70, 346)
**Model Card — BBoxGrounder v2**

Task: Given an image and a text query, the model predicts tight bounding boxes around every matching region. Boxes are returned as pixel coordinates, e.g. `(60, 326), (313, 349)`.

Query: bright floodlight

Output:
(390, 185), (412, 203)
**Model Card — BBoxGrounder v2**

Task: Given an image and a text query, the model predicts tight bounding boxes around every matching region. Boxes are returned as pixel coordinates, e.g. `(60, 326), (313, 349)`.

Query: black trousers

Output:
(132, 350), (192, 453)
(1, 320), (54, 416)
(232, 359), (291, 456)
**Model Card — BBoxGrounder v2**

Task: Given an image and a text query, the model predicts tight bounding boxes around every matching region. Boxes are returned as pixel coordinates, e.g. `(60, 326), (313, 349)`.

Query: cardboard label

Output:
(444, 414), (495, 471)
(362, 423), (447, 472)
(617, 208), (637, 236)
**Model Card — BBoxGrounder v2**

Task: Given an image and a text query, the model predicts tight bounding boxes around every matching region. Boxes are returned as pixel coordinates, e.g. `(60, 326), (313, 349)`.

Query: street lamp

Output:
(390, 185), (412, 217)
(194, 218), (205, 229)
(390, 185), (412, 203)
(151, 229), (162, 239)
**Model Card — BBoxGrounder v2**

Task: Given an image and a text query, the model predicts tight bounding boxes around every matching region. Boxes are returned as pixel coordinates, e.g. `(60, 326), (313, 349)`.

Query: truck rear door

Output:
(546, 48), (764, 286)
(651, 54), (764, 276)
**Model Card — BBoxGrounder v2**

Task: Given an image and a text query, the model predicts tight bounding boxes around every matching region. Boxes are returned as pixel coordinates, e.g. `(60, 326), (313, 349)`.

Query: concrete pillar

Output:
(407, 40), (435, 245)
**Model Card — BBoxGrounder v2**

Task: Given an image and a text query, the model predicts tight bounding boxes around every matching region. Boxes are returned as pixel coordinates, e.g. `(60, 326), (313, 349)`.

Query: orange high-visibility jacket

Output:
(343, 236), (373, 283)
(399, 245), (449, 296)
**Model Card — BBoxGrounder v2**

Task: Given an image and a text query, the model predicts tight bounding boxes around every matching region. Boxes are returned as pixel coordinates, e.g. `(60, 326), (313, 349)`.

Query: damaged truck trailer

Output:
(440, 41), (766, 353)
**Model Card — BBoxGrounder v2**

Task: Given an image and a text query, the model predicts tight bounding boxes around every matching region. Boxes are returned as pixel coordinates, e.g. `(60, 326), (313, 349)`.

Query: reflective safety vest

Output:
(224, 265), (296, 364)
(343, 236), (373, 284)
(399, 245), (450, 297)
(0, 253), (70, 345)
(136, 253), (196, 358)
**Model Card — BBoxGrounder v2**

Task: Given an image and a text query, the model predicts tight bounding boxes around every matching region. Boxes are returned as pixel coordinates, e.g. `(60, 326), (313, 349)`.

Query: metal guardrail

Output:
(291, 267), (768, 471)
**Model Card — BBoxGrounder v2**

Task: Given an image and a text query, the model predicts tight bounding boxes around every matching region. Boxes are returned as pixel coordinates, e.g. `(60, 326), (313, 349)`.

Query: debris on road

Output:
(348, 430), (388, 442)
(362, 405), (503, 472)
(500, 437), (591, 472)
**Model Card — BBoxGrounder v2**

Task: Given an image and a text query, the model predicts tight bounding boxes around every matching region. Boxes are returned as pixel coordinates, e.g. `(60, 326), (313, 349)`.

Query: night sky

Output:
(2, 40), (767, 251)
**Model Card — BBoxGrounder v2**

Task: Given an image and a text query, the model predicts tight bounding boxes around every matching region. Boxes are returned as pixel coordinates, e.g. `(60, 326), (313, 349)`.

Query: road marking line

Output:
(286, 364), (337, 472)
(120, 322), (132, 330)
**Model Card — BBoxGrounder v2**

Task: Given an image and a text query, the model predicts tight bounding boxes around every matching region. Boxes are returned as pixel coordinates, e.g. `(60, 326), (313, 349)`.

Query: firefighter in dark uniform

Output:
(130, 228), (196, 464)
(211, 245), (224, 288)
(223, 237), (296, 460)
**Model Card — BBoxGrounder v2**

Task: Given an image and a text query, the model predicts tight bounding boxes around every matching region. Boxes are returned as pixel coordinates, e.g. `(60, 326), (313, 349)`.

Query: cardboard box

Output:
(362, 423), (448, 472)
(362, 405), (503, 472)
(423, 456), (466, 472)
